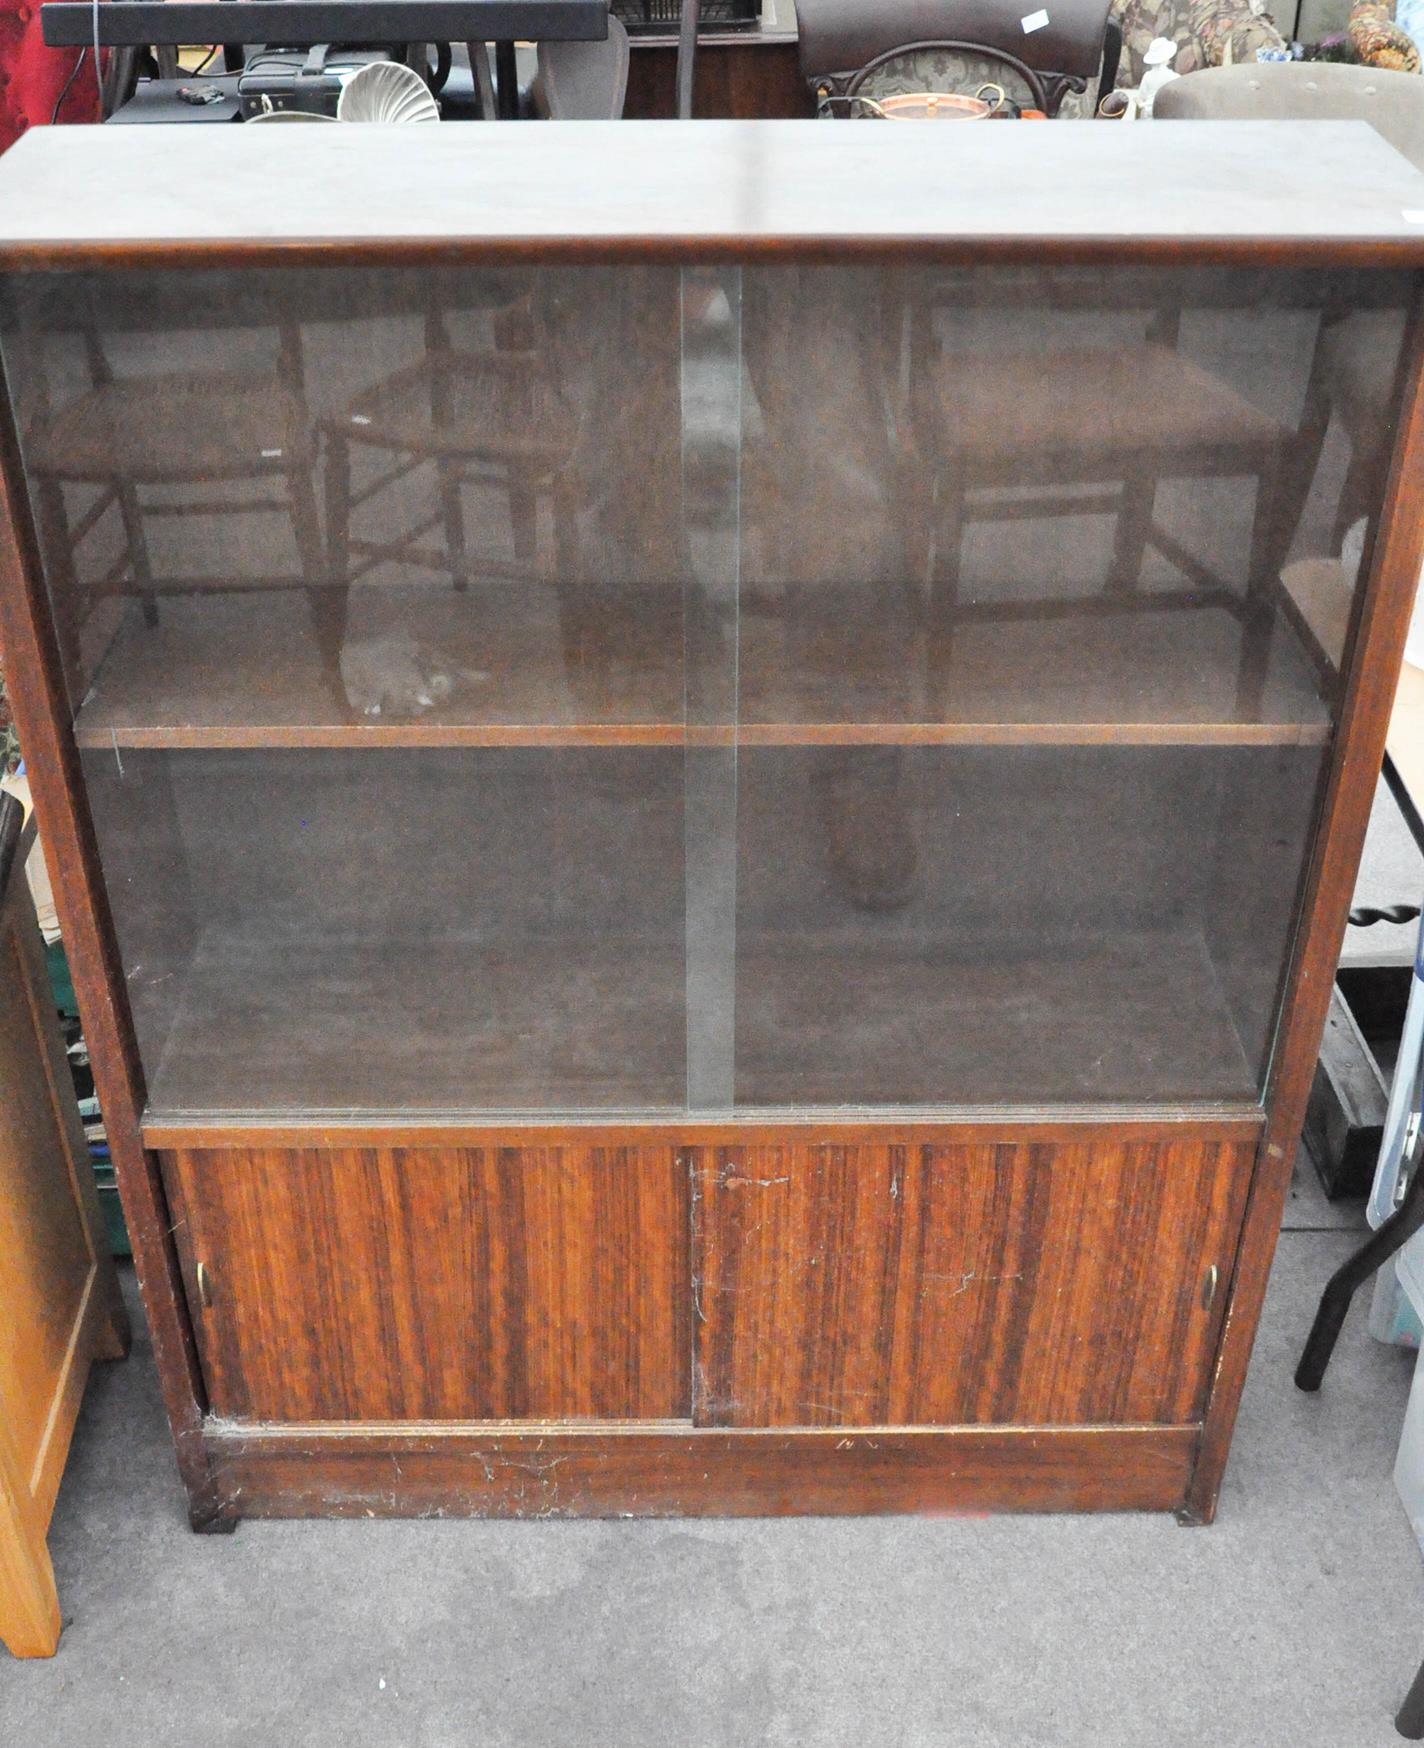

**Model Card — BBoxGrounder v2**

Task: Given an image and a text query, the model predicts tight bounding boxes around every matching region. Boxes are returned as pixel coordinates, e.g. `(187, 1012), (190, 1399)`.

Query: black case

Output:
(237, 45), (395, 117)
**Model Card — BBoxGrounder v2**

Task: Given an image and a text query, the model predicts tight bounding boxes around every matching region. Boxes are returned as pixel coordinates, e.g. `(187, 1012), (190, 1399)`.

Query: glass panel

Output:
(0, 258), (1412, 1117)
(2, 265), (692, 1118)
(733, 263), (1414, 1106)
(83, 745), (686, 1116)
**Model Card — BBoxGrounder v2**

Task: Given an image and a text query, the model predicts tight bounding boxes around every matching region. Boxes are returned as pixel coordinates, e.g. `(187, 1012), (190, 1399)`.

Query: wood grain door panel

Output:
(162, 1145), (691, 1422)
(692, 1136), (1253, 1428)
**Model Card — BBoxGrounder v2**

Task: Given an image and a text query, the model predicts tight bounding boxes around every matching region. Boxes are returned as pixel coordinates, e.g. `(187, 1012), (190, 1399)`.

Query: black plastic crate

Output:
(611, 0), (759, 33)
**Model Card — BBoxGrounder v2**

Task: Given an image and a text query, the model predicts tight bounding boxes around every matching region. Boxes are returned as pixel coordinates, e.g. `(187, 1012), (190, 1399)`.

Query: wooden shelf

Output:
(73, 583), (1333, 753)
(142, 931), (688, 1118)
(734, 925), (1259, 1109)
(139, 920), (1255, 1120)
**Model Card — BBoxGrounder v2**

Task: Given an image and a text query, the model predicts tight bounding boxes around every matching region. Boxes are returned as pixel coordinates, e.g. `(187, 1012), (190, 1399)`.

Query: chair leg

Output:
(316, 441), (352, 708)
(113, 481), (159, 628)
(551, 477), (589, 683)
(288, 460), (325, 591)
(465, 40), (498, 119)
(927, 466), (965, 713)
(32, 476), (86, 698)
(1235, 453), (1285, 722)
(508, 475), (538, 567)
(439, 461), (469, 591)
(1398, 1650), (1424, 1739)
(324, 436), (352, 590)
(1334, 440), (1381, 554)
(1108, 469), (1155, 593)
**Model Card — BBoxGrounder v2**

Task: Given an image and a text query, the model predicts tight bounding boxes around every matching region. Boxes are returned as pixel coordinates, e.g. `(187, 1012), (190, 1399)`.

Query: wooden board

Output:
(161, 1144), (691, 1422)
(202, 1422), (1199, 1518)
(691, 1135), (1251, 1427)
(1, 124), (1424, 265)
(72, 587), (1331, 751)
(128, 922), (1260, 1120)
(0, 835), (128, 1656)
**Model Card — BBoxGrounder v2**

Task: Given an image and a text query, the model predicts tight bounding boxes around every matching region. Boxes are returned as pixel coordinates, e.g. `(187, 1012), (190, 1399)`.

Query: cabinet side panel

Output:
(693, 1136), (1252, 1428)
(163, 1145), (692, 1423)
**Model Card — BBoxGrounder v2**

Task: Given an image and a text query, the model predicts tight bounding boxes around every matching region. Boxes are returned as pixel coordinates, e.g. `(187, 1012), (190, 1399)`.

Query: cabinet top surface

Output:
(1, 120), (1424, 266)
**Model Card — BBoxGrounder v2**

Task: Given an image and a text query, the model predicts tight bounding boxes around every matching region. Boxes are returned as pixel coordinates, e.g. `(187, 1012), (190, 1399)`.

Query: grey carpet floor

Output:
(1, 1151), (1420, 1748)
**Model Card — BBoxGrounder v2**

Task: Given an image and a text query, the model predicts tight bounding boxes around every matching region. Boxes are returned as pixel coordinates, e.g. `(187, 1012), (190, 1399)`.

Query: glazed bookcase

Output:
(1, 120), (1422, 1526)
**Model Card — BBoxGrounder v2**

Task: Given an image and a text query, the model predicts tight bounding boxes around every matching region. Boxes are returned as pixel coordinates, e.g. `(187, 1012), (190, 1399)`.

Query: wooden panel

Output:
(162, 1145), (691, 1422)
(0, 843), (128, 1657)
(204, 1421), (1197, 1519)
(2, 125), (1424, 269)
(0, 922), (95, 1474)
(693, 1136), (1252, 1428)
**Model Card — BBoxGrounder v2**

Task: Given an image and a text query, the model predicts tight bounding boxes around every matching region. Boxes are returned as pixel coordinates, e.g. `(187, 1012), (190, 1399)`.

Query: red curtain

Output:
(0, 3), (102, 152)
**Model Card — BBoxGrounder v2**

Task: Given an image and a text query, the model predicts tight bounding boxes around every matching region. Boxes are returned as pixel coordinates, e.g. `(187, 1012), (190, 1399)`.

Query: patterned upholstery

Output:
(1111, 0), (1286, 87)
(841, 46), (1043, 111)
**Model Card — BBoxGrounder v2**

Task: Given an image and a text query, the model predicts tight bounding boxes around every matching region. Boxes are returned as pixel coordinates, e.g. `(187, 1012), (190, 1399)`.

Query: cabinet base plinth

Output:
(201, 1423), (1199, 1520)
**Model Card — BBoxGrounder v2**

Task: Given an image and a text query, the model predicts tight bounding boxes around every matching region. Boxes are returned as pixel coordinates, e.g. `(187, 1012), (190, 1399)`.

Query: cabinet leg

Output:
(187, 1490), (239, 1536)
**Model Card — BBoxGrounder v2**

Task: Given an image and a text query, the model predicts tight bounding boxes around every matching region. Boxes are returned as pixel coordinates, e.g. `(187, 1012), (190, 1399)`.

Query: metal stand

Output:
(1295, 1129), (1424, 1388)
(675, 0), (696, 117)
(1295, 897), (1424, 1391)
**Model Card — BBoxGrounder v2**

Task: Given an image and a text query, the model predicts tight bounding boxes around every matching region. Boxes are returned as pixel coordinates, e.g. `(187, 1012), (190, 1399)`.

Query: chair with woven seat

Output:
(903, 284), (1293, 721)
(17, 285), (327, 705)
(320, 280), (584, 676)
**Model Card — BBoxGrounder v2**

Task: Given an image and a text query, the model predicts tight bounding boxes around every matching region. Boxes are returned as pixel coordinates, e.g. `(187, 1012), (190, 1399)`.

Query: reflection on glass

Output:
(0, 262), (1408, 1117)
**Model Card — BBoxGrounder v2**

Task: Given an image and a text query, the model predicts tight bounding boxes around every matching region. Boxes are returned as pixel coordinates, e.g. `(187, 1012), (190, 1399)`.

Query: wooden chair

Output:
(320, 281), (583, 664)
(17, 283), (329, 701)
(794, 0), (1118, 118)
(902, 282), (1293, 721)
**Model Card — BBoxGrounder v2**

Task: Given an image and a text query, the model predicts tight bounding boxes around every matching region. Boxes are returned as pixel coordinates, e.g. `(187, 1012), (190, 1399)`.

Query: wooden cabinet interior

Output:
(0, 122), (1422, 1524)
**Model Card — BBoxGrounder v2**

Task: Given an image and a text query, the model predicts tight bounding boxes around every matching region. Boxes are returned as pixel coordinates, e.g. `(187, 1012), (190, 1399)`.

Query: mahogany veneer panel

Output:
(693, 1137), (1252, 1427)
(162, 1145), (691, 1422)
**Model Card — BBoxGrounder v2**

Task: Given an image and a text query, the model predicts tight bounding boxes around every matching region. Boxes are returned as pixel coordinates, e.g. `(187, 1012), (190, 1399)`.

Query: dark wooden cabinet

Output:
(1, 121), (1422, 1526)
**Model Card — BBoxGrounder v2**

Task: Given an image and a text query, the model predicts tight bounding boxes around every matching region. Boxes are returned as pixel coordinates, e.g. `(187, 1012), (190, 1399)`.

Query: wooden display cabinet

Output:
(0, 121), (1422, 1527)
